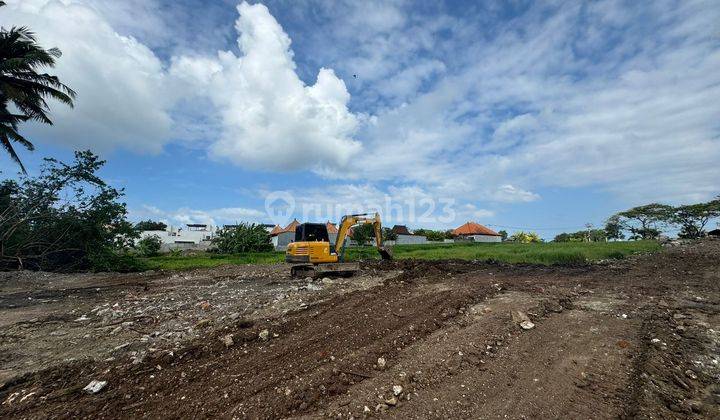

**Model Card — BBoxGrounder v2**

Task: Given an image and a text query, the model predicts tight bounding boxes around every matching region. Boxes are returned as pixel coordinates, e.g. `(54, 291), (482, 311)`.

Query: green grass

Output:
(141, 240), (660, 271)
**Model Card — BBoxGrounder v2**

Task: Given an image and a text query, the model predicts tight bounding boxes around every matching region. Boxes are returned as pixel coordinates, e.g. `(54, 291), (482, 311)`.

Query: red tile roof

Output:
(452, 221), (500, 236)
(326, 222), (338, 234)
(281, 219), (299, 233)
(391, 225), (412, 235)
(269, 224), (283, 236)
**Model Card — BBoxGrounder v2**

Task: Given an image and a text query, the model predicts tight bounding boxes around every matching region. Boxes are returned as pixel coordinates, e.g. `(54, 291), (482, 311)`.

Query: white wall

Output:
(468, 234), (502, 243)
(396, 234), (428, 245)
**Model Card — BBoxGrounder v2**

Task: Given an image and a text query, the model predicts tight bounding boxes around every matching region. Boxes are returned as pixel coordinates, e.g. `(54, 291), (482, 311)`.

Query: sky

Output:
(1, 0), (718, 239)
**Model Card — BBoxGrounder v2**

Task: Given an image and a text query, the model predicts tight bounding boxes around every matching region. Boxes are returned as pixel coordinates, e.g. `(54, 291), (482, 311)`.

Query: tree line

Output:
(554, 198), (720, 242)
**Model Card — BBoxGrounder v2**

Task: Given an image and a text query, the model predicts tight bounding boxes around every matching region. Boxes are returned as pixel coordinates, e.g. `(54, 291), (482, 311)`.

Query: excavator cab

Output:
(286, 213), (392, 278)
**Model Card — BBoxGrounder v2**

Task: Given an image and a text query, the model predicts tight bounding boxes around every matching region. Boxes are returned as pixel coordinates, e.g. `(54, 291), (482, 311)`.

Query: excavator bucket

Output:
(378, 246), (393, 261)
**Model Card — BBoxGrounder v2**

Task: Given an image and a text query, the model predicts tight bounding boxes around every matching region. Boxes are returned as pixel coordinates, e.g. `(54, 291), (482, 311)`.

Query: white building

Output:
(138, 224), (217, 251)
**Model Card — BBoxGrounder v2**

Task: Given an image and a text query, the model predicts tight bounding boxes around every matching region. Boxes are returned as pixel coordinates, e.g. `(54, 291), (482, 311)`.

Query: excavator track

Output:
(290, 262), (360, 279)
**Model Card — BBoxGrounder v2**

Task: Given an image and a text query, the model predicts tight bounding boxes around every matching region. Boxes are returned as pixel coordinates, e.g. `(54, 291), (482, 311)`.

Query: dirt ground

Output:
(1, 240), (719, 419)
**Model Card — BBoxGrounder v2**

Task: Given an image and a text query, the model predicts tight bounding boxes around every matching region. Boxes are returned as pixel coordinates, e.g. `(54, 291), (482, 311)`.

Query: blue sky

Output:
(1, 0), (719, 239)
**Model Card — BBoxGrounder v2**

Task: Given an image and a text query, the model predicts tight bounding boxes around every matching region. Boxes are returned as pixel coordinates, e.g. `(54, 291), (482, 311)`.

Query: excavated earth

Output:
(1, 240), (719, 419)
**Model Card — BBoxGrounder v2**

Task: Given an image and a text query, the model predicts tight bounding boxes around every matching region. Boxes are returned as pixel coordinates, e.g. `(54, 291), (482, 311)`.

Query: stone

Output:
(258, 329), (270, 341)
(363, 405), (371, 413)
(220, 334), (234, 348)
(520, 320), (535, 330)
(377, 357), (387, 370)
(375, 403), (389, 412)
(392, 385), (403, 396)
(385, 396), (398, 406)
(83, 380), (107, 394)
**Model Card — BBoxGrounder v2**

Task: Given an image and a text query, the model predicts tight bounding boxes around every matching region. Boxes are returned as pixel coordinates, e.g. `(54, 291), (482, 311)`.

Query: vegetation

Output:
(351, 223), (375, 246)
(141, 240), (660, 271)
(211, 223), (273, 253)
(0, 151), (139, 271)
(136, 235), (162, 257)
(498, 230), (508, 241)
(134, 220), (167, 231)
(382, 227), (397, 241)
(609, 197), (720, 240)
(554, 229), (607, 243)
(0, 2), (76, 172)
(413, 228), (453, 242)
(508, 231), (541, 243)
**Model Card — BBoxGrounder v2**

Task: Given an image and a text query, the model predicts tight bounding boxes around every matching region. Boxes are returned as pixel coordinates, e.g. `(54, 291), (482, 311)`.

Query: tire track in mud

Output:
(0, 270), (500, 419)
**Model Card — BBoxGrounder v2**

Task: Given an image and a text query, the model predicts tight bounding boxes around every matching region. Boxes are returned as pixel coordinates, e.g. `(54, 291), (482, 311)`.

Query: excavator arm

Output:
(334, 212), (392, 262)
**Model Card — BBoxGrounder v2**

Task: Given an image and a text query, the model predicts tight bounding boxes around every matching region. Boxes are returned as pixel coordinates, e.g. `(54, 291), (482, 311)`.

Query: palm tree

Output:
(0, 13), (75, 173)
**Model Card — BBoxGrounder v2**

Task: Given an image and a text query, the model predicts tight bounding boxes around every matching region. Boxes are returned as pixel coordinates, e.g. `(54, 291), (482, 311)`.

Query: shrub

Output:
(0, 151), (139, 271)
(137, 235), (162, 257)
(509, 231), (542, 243)
(211, 223), (273, 253)
(87, 249), (147, 272)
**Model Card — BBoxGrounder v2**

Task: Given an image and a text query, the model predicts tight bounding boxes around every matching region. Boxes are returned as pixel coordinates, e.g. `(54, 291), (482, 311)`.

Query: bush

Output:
(87, 249), (147, 272)
(211, 223), (273, 253)
(509, 231), (542, 243)
(0, 151), (139, 271)
(137, 235), (162, 257)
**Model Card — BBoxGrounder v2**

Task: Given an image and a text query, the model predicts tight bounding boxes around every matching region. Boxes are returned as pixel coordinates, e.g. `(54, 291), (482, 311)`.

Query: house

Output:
(270, 219), (299, 250)
(452, 221), (502, 243)
(390, 225), (428, 245)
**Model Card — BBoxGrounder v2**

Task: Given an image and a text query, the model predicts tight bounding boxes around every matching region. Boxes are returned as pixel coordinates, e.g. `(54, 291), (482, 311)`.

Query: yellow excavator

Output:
(286, 212), (392, 278)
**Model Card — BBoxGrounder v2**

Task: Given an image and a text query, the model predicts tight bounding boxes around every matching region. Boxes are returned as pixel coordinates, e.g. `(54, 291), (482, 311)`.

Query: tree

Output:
(0, 7), (76, 172)
(211, 223), (273, 253)
(673, 199), (720, 239)
(509, 231), (541, 243)
(134, 220), (167, 231)
(615, 203), (673, 240)
(498, 230), (508, 241)
(412, 228), (446, 242)
(0, 151), (138, 271)
(382, 227), (397, 242)
(137, 235), (162, 257)
(351, 223), (375, 246)
(604, 215), (625, 241)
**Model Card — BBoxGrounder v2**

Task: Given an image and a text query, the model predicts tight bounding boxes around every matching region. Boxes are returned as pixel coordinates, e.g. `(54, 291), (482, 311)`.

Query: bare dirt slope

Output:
(1, 240), (719, 419)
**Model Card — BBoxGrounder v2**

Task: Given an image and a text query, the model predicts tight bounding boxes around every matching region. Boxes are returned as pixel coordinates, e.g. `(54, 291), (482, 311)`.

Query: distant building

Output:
(452, 221), (502, 243)
(137, 223), (218, 251)
(390, 225), (428, 245)
(270, 219), (299, 250)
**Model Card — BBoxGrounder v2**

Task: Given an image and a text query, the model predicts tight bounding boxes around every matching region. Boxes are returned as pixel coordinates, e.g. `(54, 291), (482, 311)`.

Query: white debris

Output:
(520, 320), (535, 330)
(377, 356), (387, 370)
(258, 329), (270, 341)
(74, 315), (90, 322)
(83, 380), (107, 394)
(220, 334), (234, 348)
(393, 385), (403, 396)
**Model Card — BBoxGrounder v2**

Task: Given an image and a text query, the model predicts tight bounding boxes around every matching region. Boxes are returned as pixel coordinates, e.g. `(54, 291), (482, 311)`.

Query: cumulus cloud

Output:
(170, 2), (361, 172)
(1, 0), (173, 153)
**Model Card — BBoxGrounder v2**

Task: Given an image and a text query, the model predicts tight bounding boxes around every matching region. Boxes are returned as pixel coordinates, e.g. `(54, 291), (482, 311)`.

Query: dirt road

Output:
(1, 240), (719, 419)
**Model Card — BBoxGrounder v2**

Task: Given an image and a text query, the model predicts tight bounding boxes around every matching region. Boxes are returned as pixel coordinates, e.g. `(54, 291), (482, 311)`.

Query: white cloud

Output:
(1, 0), (173, 153)
(171, 2), (362, 172)
(134, 204), (265, 227)
(344, 0), (720, 204)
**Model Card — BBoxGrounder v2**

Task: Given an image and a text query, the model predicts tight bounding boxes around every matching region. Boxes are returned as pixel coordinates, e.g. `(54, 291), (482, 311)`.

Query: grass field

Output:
(141, 240), (660, 271)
